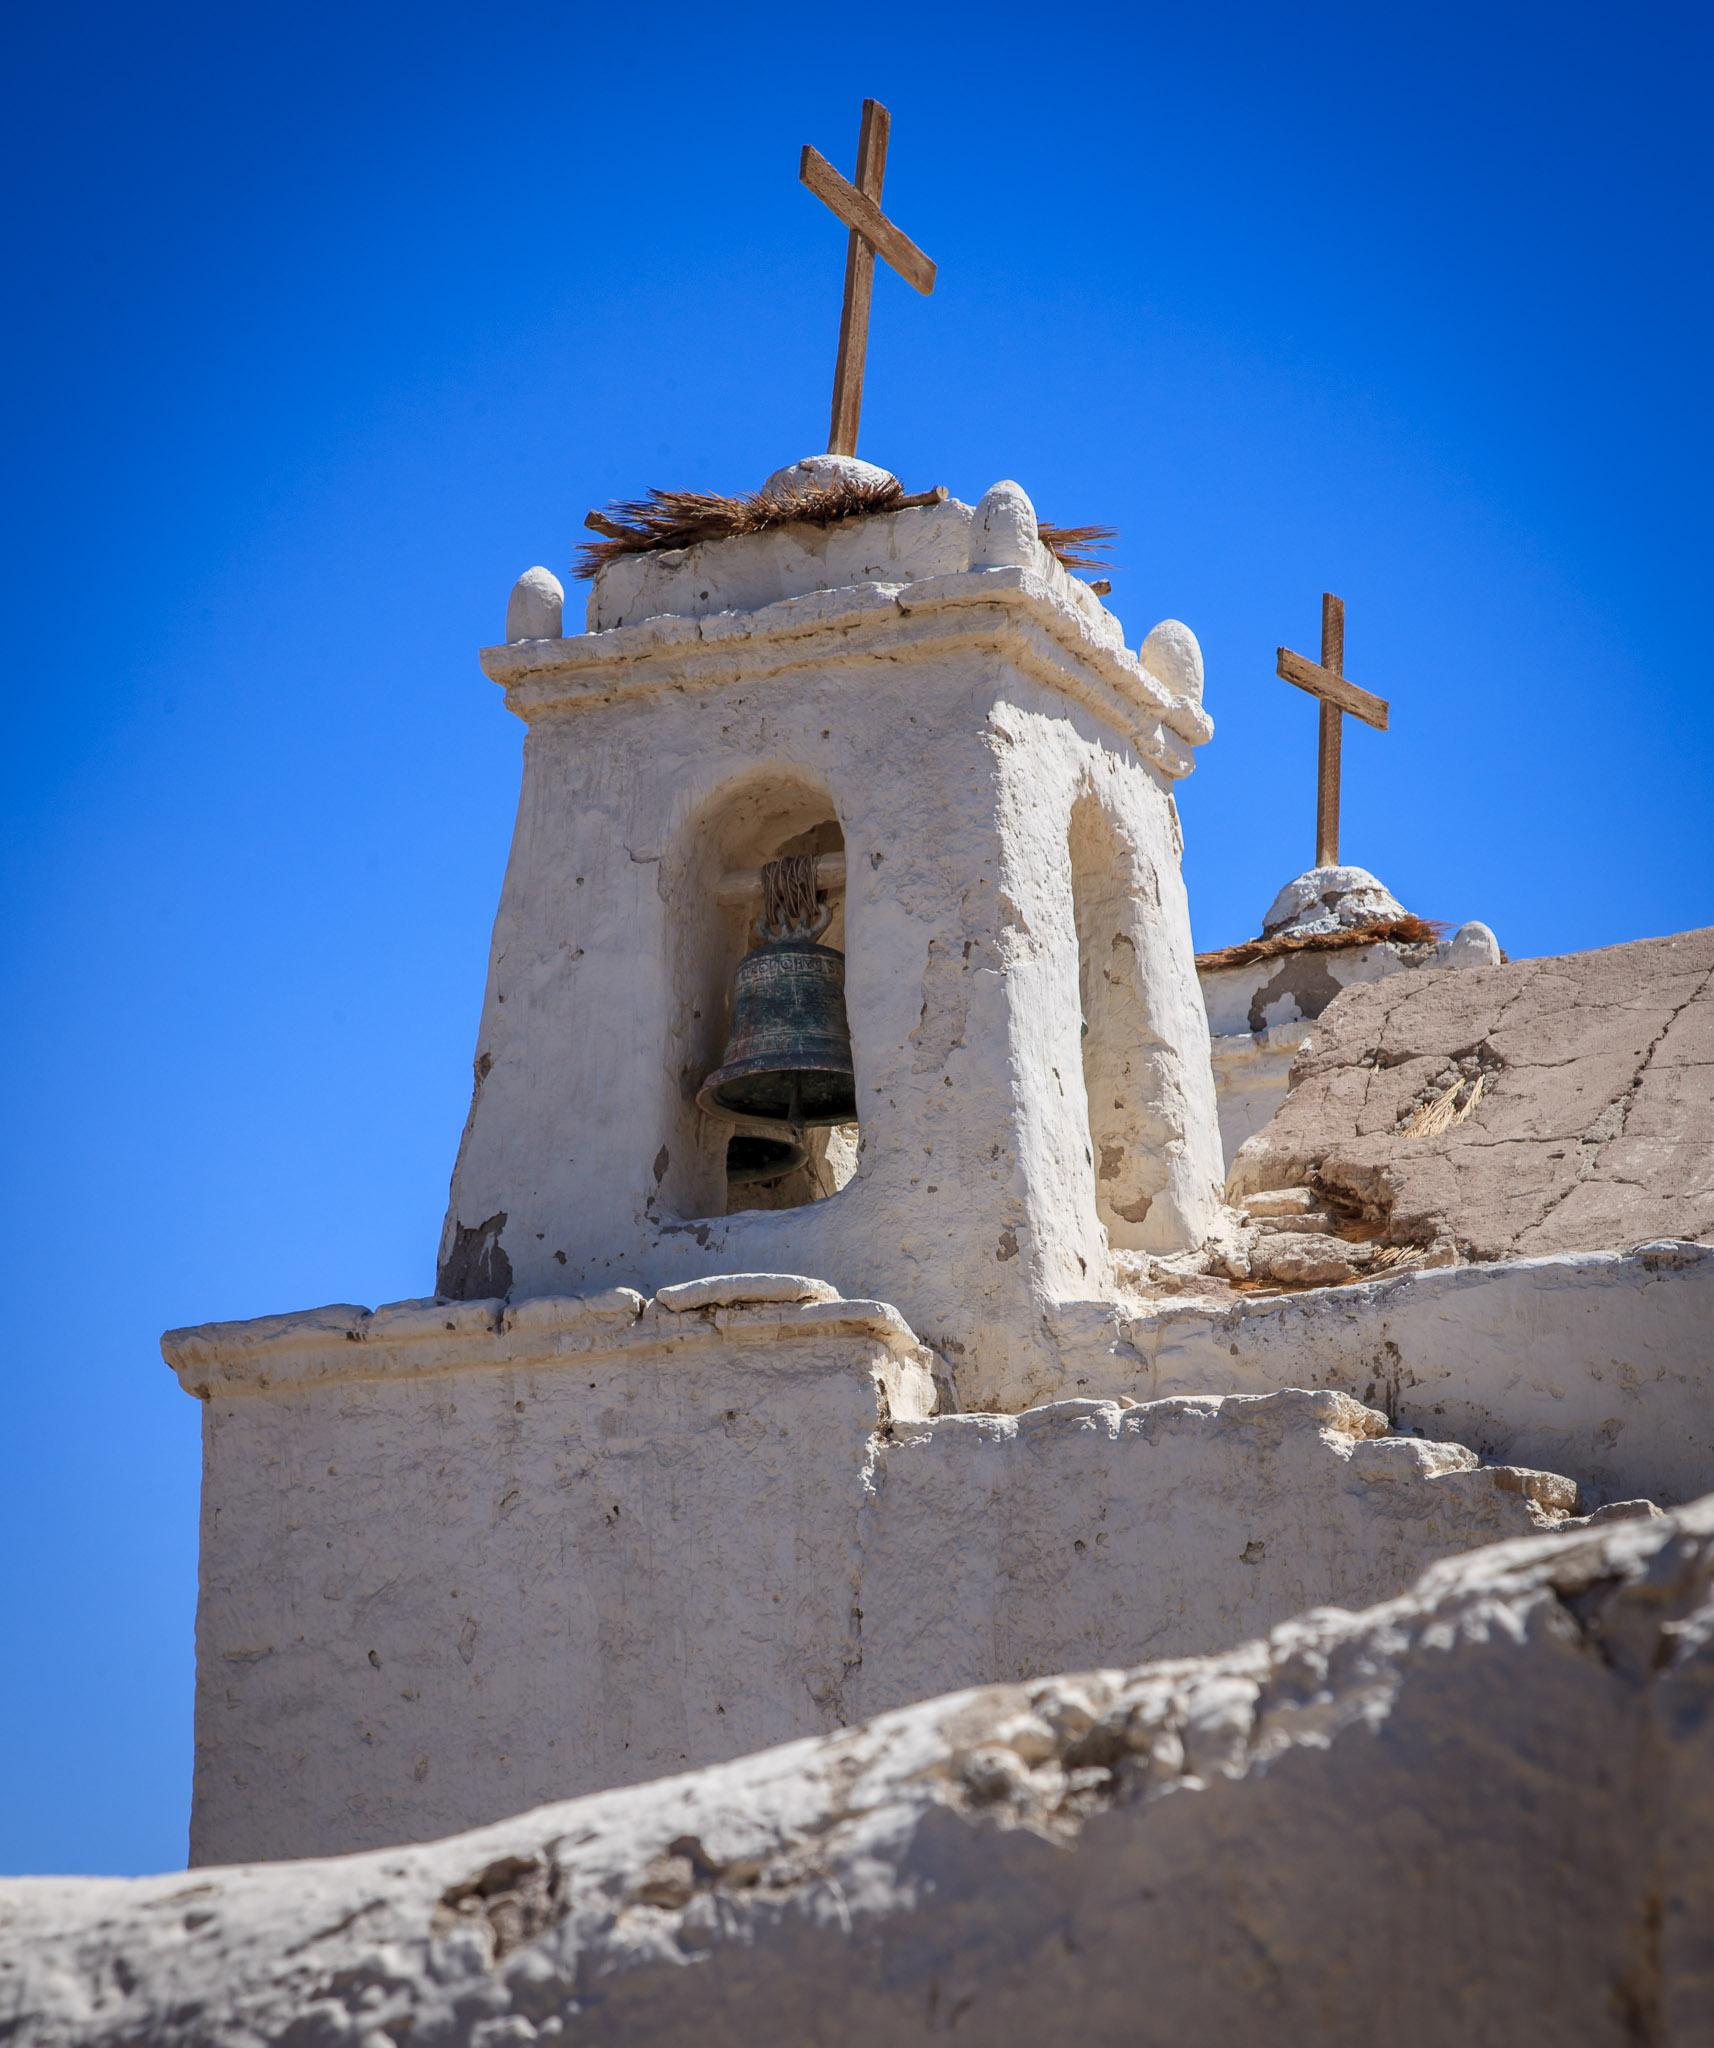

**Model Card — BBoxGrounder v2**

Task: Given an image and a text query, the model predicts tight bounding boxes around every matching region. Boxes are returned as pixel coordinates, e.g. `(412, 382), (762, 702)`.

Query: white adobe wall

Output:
(169, 1283), (1590, 1865)
(172, 1287), (936, 1865)
(9, 1501), (1710, 2047)
(856, 1385), (1585, 1709)
(584, 495), (977, 631)
(1207, 1016), (1315, 1169)
(449, 485), (1222, 1413)
(1046, 1239), (1714, 1508)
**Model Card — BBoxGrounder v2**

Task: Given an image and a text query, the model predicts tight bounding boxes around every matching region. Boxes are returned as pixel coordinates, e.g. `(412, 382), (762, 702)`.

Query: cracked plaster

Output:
(1226, 926), (1714, 1259)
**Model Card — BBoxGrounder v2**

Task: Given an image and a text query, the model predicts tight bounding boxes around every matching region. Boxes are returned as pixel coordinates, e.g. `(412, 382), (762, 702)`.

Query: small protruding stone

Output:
(763, 454), (897, 501)
(1251, 1234), (1373, 1288)
(1141, 620), (1205, 706)
(654, 1273), (840, 1313)
(1242, 1188), (1319, 1219)
(968, 481), (1040, 571)
(1448, 921), (1503, 969)
(1261, 866), (1410, 941)
(506, 567), (564, 643)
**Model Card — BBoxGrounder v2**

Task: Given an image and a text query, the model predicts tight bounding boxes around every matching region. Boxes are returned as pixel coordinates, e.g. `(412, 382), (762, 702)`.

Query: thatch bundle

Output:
(1194, 914), (1446, 973)
(1398, 1073), (1485, 1139)
(574, 479), (1114, 580)
(1036, 523), (1117, 573)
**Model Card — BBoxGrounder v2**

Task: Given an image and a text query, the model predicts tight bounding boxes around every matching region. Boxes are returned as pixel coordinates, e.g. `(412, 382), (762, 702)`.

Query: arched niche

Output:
(660, 770), (859, 1221)
(1068, 791), (1180, 1252)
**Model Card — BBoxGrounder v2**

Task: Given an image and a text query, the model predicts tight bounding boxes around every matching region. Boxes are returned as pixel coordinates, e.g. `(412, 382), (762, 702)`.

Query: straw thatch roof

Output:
(574, 479), (1114, 580)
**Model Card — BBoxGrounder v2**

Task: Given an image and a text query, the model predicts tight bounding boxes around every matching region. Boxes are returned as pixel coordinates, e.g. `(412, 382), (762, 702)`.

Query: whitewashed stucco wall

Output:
(172, 1289), (1585, 1865)
(1047, 1240), (1714, 1508)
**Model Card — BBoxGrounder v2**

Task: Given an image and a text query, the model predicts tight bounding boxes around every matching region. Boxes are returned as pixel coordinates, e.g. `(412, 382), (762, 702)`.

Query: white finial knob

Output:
(1141, 621), (1205, 706)
(507, 567), (564, 643)
(1449, 921), (1503, 968)
(968, 481), (1039, 570)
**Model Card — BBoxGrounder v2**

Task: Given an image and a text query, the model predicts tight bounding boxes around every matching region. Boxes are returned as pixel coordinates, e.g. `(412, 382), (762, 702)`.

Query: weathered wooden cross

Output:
(800, 100), (937, 459)
(1276, 593), (1390, 870)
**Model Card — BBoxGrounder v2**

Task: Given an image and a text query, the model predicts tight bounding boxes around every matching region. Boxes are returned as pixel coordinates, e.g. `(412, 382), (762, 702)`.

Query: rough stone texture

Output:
(7, 1501), (1711, 2047)
(451, 485), (1223, 1412)
(1198, 864), (1504, 1171)
(167, 1294), (1587, 1866)
(1227, 927), (1714, 1258)
(762, 453), (896, 499)
(1047, 1240), (1714, 1509)
(1261, 862), (1409, 937)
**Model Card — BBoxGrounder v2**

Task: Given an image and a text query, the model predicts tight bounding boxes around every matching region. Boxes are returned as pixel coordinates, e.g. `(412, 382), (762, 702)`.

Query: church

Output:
(6, 98), (1712, 2047)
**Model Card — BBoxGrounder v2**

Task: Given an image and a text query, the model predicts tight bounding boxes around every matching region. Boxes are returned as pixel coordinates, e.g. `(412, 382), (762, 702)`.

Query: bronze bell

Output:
(723, 1121), (809, 1185)
(698, 855), (857, 1133)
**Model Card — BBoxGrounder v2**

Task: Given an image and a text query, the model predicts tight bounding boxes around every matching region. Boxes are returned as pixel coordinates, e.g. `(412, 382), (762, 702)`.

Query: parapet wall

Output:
(171, 1277), (1596, 1864)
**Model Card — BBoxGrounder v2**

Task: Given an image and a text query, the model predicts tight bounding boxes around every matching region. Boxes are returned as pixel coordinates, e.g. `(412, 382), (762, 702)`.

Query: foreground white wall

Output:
(170, 1286), (1589, 1864)
(6, 1503), (1709, 2047)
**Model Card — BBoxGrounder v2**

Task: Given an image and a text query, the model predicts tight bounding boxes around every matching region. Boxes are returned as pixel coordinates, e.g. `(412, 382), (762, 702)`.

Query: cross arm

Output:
(1277, 647), (1389, 731)
(799, 146), (937, 296)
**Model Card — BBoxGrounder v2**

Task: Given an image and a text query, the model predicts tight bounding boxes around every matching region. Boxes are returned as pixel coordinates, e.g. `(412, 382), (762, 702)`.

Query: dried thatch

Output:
(1398, 1073), (1485, 1138)
(1036, 524), (1116, 573)
(1194, 913), (1447, 973)
(573, 481), (1116, 580)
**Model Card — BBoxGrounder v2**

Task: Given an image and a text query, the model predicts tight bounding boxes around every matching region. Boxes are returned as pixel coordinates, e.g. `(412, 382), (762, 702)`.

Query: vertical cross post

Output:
(1276, 595), (1389, 869)
(1316, 591), (1345, 868)
(802, 102), (935, 463)
(827, 101), (889, 458)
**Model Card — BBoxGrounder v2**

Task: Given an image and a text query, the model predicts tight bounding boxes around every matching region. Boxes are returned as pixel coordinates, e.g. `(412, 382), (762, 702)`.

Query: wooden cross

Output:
(1276, 594), (1390, 870)
(800, 100), (937, 459)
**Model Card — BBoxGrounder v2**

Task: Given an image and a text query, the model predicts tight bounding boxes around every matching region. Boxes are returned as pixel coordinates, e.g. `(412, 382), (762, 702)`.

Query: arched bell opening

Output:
(1068, 792), (1177, 1253)
(662, 772), (860, 1220)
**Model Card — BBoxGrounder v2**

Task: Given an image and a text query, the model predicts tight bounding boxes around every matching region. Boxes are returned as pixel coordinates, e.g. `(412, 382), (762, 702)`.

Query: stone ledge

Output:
(162, 1281), (937, 1400)
(478, 567), (1213, 766)
(1041, 1240), (1714, 1508)
(655, 1273), (839, 1312)
(896, 1387), (1579, 1520)
(1120, 1237), (1713, 1344)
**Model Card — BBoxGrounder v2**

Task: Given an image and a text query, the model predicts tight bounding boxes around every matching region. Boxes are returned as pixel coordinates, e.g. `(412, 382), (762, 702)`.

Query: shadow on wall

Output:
(1070, 792), (1178, 1254)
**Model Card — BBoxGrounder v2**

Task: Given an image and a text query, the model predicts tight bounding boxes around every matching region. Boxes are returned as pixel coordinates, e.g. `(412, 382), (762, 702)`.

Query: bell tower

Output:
(442, 462), (1221, 1410)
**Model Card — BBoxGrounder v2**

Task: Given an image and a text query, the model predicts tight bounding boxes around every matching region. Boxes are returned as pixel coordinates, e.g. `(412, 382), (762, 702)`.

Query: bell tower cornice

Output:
(481, 563), (1213, 780)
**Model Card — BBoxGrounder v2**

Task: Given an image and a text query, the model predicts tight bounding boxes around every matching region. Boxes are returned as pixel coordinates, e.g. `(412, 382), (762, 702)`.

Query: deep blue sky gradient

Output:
(2, 0), (1708, 1874)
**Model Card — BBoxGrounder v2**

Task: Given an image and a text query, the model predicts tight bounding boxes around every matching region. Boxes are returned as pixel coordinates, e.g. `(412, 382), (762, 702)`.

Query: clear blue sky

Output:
(2, 0), (1708, 1876)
